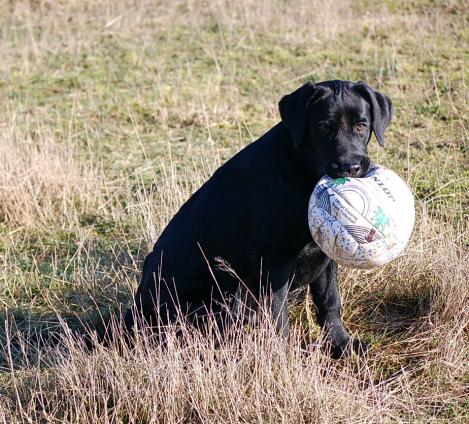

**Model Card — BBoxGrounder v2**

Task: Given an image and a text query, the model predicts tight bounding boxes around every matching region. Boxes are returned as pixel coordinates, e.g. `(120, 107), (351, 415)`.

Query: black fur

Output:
(124, 79), (392, 357)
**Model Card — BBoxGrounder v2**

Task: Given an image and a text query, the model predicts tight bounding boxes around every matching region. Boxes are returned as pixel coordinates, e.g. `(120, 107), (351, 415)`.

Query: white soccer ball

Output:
(308, 165), (415, 269)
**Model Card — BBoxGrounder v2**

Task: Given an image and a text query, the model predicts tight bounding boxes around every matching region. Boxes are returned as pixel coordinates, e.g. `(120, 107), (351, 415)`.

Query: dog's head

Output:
(279, 80), (393, 179)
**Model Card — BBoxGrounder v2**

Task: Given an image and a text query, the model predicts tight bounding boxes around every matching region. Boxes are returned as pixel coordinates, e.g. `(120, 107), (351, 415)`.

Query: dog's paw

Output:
(351, 337), (368, 356)
(326, 336), (368, 359)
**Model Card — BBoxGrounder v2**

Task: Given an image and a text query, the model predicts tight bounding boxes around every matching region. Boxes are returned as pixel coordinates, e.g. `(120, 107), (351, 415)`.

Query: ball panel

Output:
(367, 167), (415, 243)
(343, 224), (384, 244)
(314, 184), (332, 214)
(322, 179), (390, 242)
(332, 182), (372, 216)
(310, 205), (400, 269)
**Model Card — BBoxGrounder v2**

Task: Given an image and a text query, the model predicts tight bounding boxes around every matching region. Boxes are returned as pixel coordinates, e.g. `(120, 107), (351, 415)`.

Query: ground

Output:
(0, 0), (467, 422)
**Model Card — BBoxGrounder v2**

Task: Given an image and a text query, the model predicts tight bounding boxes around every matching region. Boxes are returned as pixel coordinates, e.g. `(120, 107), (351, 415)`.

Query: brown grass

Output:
(0, 0), (468, 422)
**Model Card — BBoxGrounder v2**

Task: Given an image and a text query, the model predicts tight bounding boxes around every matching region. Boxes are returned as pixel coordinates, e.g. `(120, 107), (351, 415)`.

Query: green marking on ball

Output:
(372, 207), (390, 232)
(330, 177), (350, 187)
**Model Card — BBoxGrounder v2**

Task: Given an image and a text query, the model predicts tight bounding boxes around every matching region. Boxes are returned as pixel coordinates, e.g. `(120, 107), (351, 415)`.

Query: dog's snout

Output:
(331, 161), (362, 178)
(340, 162), (362, 177)
(328, 156), (371, 178)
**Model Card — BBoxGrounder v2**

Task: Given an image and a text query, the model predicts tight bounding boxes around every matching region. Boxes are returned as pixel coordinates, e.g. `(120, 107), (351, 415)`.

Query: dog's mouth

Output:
(326, 156), (371, 179)
(361, 156), (372, 176)
(357, 156), (371, 177)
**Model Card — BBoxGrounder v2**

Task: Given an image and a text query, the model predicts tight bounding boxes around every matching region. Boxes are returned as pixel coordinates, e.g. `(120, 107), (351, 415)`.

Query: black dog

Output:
(124, 80), (392, 357)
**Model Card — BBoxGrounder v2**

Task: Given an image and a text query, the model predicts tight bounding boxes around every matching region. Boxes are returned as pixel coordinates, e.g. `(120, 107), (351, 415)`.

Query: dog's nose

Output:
(339, 162), (362, 177)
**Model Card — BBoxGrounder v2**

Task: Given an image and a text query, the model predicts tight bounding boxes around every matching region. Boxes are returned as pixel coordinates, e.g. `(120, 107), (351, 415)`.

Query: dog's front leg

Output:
(295, 243), (366, 357)
(310, 259), (367, 358)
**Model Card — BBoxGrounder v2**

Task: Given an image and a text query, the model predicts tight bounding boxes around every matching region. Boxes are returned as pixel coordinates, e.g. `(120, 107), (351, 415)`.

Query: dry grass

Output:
(0, 0), (468, 422)
(0, 316), (428, 423)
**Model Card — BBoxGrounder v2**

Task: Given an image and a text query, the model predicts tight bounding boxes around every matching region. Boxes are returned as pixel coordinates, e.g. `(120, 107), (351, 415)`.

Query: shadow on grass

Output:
(0, 305), (116, 371)
(364, 288), (434, 335)
(0, 237), (146, 366)
(288, 282), (437, 358)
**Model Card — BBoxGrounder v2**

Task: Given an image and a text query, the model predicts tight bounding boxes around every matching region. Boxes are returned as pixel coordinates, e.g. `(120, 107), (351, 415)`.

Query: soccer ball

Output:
(308, 165), (415, 269)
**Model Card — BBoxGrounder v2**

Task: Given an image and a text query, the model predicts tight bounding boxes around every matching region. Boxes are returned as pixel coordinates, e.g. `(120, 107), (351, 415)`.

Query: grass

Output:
(0, 0), (468, 422)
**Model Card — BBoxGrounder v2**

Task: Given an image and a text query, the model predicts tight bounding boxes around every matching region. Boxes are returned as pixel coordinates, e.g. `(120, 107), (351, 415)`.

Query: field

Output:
(0, 0), (468, 422)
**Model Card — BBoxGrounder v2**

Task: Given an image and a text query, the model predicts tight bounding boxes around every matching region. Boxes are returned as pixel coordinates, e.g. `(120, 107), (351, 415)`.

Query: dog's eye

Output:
(355, 122), (367, 134)
(318, 123), (329, 135)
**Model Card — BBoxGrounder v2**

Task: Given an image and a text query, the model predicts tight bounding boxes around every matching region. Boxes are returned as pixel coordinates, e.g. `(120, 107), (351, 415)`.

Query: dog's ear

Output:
(279, 82), (325, 149)
(354, 82), (393, 146)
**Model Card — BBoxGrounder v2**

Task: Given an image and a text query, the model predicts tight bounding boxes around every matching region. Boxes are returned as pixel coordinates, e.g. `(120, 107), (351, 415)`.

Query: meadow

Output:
(0, 0), (467, 422)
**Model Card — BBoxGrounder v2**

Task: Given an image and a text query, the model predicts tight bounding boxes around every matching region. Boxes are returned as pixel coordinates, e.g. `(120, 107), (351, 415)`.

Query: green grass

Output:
(0, 0), (468, 422)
